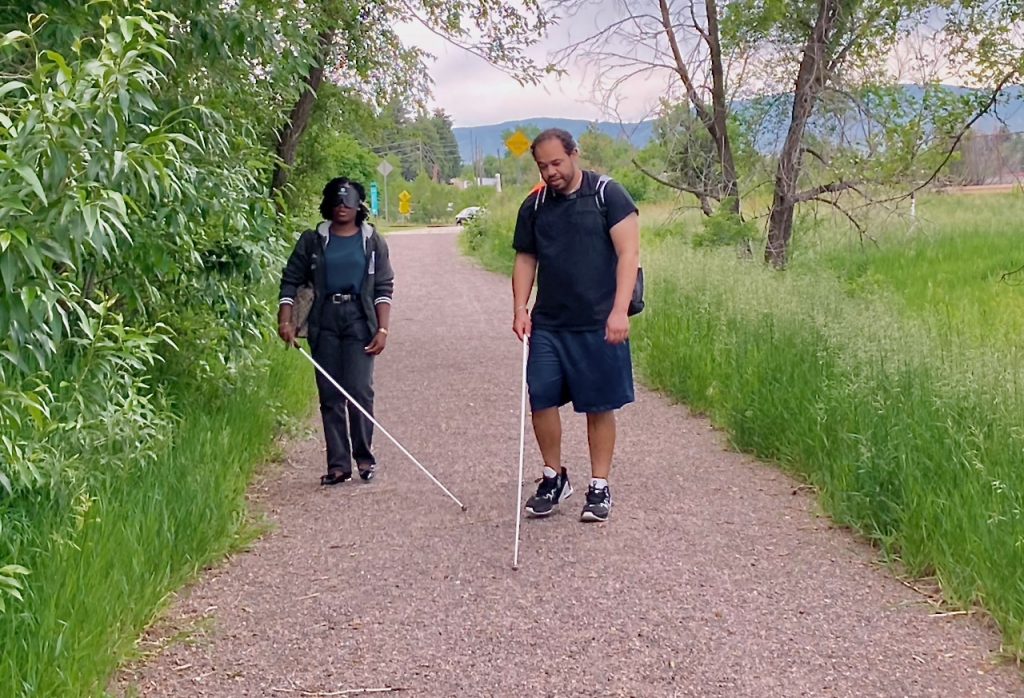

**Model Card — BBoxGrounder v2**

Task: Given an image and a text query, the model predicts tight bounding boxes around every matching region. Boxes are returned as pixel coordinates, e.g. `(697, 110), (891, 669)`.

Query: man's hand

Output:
(605, 309), (629, 345)
(278, 321), (299, 348)
(364, 329), (388, 355)
(513, 306), (532, 341)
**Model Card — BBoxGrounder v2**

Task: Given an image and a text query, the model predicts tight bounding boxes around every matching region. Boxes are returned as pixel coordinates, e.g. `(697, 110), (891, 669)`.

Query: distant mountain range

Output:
(452, 85), (1024, 163)
(453, 118), (655, 163)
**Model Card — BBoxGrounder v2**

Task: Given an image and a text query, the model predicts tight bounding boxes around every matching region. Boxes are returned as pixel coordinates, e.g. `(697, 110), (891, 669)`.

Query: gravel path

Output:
(122, 228), (1023, 697)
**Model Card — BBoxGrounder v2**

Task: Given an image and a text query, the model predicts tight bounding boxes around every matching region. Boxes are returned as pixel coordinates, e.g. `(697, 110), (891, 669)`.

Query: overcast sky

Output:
(395, 8), (673, 127)
(395, 6), (1008, 129)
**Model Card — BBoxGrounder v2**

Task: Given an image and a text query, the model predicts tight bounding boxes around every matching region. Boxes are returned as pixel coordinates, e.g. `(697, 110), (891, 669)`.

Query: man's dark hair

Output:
(320, 177), (368, 224)
(531, 128), (578, 158)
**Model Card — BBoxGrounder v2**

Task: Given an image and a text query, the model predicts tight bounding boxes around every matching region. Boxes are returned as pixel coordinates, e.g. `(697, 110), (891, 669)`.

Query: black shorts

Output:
(527, 328), (635, 413)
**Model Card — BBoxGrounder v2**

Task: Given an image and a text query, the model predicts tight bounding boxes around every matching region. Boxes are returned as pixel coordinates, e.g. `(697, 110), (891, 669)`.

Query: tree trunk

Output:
(658, 0), (740, 218)
(270, 29), (335, 199)
(705, 0), (739, 215)
(764, 0), (838, 268)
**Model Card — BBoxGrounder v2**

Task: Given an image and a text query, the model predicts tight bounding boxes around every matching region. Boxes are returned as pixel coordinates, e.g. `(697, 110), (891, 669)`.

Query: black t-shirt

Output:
(512, 171), (638, 330)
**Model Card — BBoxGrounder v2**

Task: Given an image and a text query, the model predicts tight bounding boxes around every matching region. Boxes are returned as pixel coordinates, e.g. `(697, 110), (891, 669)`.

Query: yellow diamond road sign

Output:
(398, 190), (411, 203)
(398, 200), (411, 215)
(505, 130), (531, 157)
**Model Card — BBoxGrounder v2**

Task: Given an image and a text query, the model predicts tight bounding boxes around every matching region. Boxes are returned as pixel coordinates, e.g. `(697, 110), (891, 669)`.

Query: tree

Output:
(578, 124), (634, 173)
(555, 0), (1024, 266)
(269, 0), (556, 196)
(724, 0), (1024, 264)
(365, 107), (460, 182)
(556, 0), (742, 220)
(430, 110), (463, 182)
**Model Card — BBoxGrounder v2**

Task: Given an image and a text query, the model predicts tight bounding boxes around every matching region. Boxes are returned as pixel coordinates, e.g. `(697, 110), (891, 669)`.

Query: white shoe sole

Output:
(525, 483), (574, 518)
(580, 509), (609, 523)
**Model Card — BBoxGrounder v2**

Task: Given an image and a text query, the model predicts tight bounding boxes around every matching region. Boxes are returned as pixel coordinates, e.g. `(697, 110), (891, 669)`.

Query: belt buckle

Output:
(332, 293), (352, 303)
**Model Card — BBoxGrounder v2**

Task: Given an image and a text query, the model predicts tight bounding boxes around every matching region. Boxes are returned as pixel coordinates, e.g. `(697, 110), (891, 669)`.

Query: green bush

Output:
(0, 0), (322, 675)
(0, 338), (316, 696)
(692, 203), (757, 248)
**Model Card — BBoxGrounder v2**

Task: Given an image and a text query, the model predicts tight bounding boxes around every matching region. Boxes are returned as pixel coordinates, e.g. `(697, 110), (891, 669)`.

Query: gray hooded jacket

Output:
(278, 221), (395, 350)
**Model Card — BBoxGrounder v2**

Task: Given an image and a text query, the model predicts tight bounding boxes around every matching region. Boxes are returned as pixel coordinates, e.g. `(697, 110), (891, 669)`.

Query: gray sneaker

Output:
(580, 483), (611, 522)
(525, 467), (573, 517)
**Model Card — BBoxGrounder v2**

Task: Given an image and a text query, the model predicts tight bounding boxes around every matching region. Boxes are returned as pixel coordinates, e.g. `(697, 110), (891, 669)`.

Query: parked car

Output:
(455, 206), (484, 225)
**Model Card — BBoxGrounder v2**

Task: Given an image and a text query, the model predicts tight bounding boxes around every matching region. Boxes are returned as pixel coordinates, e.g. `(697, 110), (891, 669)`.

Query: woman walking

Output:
(277, 177), (395, 485)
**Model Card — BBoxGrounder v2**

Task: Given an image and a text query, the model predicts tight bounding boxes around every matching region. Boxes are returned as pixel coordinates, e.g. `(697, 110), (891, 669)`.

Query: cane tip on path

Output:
(461, 504), (468, 512)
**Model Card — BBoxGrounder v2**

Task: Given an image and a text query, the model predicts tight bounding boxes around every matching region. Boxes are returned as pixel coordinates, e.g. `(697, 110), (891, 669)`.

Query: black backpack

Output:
(531, 175), (645, 316)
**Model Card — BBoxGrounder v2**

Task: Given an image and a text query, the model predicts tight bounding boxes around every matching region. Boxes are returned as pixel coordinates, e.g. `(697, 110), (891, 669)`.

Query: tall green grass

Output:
(0, 341), (316, 696)
(462, 193), (1024, 654)
(816, 194), (1024, 348)
(633, 241), (1024, 650)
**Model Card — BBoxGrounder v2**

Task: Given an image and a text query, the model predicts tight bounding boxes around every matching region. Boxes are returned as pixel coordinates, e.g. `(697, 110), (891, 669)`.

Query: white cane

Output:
(513, 336), (529, 569)
(298, 347), (467, 511)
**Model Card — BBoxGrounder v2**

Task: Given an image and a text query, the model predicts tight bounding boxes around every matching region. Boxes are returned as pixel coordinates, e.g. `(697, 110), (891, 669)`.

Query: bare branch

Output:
(689, 1), (711, 46)
(633, 158), (716, 216)
(658, 0), (712, 124)
(875, 70), (1019, 205)
(802, 146), (829, 166)
(556, 14), (664, 61)
(397, 0), (548, 85)
(794, 181), (863, 203)
(1000, 263), (1024, 285)
(811, 196), (877, 246)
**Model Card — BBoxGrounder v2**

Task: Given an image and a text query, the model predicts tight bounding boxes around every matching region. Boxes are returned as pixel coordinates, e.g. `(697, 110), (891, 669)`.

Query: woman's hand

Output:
(278, 321), (299, 348)
(364, 328), (388, 355)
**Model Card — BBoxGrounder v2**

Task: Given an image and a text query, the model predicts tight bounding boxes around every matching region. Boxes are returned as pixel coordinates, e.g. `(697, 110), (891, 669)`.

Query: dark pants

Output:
(312, 299), (375, 474)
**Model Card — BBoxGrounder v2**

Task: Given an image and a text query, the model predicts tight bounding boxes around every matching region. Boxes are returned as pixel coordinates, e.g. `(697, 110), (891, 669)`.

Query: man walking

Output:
(512, 128), (640, 523)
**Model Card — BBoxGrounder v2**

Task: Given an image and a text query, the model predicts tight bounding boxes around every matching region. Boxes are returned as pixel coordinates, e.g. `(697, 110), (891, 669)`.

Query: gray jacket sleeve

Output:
(372, 232), (395, 305)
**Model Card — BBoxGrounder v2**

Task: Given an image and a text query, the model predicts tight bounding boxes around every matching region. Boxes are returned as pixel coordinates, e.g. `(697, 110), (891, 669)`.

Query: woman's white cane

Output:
(512, 336), (529, 570)
(297, 347), (467, 511)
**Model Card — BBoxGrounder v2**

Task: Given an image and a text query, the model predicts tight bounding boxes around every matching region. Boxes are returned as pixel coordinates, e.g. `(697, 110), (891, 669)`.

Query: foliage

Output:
(692, 202), (757, 248)
(0, 338), (316, 696)
(458, 197), (520, 274)
(578, 124), (633, 173)
(0, 0), (563, 692)
(0, 0), (319, 621)
(552, 0), (1024, 262)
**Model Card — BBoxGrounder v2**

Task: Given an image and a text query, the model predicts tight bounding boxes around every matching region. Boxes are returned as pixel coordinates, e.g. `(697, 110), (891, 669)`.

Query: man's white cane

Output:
(513, 336), (529, 570)
(297, 347), (467, 511)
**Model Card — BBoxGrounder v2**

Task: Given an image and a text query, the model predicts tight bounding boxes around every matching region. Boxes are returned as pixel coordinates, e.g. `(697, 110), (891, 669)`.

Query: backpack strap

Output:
(532, 175), (613, 213)
(531, 181), (547, 212)
(596, 174), (612, 210)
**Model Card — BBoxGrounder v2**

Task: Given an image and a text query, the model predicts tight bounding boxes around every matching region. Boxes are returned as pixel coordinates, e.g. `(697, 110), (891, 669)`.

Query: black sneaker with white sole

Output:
(580, 483), (611, 522)
(525, 467), (573, 517)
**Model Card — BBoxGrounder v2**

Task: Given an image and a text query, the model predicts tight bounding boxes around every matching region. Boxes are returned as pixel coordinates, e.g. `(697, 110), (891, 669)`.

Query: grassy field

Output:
(816, 195), (1024, 349)
(462, 191), (1024, 655)
(0, 341), (317, 696)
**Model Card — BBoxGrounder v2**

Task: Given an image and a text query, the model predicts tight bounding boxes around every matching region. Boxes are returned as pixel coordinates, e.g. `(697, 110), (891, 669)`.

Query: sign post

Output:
(377, 160), (394, 220)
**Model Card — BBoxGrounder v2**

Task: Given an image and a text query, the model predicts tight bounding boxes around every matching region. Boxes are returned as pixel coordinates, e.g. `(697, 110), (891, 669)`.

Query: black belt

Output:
(328, 293), (357, 303)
